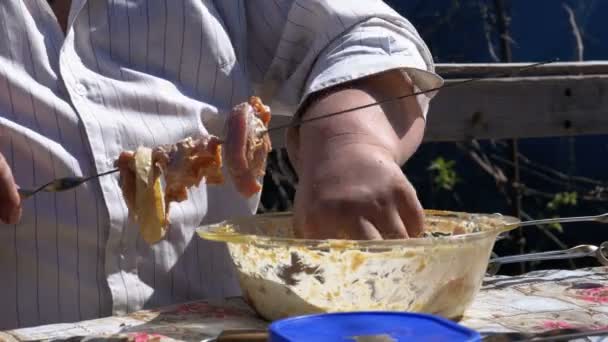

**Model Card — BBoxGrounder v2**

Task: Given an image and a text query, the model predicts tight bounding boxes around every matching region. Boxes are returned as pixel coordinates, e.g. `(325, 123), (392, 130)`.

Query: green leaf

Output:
(428, 157), (459, 191)
(546, 191), (578, 211)
(548, 222), (563, 233)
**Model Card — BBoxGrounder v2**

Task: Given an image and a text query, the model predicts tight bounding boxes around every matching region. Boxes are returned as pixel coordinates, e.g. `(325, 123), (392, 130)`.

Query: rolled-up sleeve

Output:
(247, 0), (444, 119)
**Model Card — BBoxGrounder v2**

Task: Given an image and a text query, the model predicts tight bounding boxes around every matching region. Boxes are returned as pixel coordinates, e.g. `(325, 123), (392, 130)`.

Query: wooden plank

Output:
(435, 61), (608, 78)
(424, 75), (608, 142)
(267, 71), (608, 148)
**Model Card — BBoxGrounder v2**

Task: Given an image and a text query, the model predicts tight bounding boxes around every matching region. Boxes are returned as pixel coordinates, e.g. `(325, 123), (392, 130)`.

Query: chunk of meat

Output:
(223, 96), (272, 197)
(115, 136), (223, 244)
(116, 146), (167, 244)
(153, 135), (223, 209)
(116, 151), (137, 212)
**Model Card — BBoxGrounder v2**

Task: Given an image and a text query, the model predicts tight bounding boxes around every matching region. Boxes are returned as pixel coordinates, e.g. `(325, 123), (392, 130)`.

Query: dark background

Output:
(259, 0), (608, 275)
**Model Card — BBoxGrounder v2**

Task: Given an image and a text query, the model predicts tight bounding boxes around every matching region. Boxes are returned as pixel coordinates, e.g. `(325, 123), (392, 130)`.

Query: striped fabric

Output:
(0, 0), (440, 329)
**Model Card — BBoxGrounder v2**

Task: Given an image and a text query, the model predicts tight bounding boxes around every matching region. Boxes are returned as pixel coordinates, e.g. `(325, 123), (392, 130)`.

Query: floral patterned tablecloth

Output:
(2, 267), (608, 341)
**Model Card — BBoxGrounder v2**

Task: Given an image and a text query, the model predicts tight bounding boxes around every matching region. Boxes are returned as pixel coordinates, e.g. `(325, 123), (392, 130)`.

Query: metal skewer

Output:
(18, 60), (556, 199)
(18, 168), (120, 199)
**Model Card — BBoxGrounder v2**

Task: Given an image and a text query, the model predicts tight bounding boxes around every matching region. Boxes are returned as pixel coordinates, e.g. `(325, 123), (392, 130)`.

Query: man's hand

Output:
(0, 152), (21, 224)
(287, 70), (427, 240)
(293, 142), (424, 239)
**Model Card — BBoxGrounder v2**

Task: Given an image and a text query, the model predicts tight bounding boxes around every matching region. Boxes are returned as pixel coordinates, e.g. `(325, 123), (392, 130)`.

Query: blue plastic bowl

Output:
(268, 311), (481, 342)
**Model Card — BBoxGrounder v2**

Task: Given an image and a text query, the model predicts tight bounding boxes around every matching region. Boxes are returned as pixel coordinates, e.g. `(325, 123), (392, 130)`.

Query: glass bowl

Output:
(196, 210), (520, 321)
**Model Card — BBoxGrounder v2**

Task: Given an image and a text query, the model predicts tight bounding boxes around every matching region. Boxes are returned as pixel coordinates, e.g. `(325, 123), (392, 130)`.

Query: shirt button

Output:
(74, 83), (87, 96)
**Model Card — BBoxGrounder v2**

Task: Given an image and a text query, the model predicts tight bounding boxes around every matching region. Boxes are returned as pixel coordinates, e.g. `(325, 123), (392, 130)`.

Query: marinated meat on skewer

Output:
(115, 96), (272, 244)
(115, 136), (223, 244)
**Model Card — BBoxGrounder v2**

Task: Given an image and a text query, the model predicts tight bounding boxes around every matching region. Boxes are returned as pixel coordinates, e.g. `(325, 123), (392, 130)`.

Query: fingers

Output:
(396, 180), (425, 238)
(292, 164), (425, 241)
(293, 196), (383, 240)
(295, 207), (423, 241)
(294, 188), (424, 240)
(0, 153), (21, 224)
(351, 217), (383, 240)
(294, 203), (423, 241)
(369, 178), (424, 239)
(374, 209), (408, 239)
(294, 214), (383, 241)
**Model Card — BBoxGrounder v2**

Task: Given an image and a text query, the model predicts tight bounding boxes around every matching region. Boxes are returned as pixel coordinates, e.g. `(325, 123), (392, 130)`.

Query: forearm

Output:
(295, 70), (426, 170)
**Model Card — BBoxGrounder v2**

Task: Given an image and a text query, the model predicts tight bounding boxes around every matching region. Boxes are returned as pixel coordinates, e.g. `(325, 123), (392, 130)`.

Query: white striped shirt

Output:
(0, 0), (441, 329)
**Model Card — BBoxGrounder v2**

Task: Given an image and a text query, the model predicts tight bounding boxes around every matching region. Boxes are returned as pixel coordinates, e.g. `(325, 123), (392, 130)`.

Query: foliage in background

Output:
(546, 192), (578, 232)
(428, 157), (459, 191)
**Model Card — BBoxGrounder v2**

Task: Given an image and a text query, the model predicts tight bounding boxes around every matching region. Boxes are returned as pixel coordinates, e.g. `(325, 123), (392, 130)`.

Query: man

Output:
(0, 0), (442, 329)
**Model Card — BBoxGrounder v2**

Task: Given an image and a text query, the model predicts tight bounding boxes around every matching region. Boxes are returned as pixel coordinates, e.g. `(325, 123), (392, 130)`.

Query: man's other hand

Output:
(0, 152), (21, 224)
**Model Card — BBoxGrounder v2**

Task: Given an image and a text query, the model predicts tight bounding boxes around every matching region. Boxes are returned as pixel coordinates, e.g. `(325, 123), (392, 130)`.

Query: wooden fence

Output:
(268, 61), (608, 147)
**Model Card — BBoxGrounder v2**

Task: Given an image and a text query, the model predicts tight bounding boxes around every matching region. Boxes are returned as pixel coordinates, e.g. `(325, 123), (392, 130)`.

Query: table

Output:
(2, 267), (607, 341)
